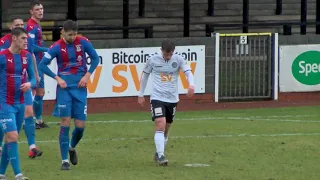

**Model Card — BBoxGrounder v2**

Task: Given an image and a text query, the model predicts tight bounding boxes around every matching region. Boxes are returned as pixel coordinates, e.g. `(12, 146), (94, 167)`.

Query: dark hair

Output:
(161, 39), (175, 52)
(63, 20), (77, 32)
(30, 0), (42, 9)
(9, 16), (23, 23)
(11, 27), (27, 37)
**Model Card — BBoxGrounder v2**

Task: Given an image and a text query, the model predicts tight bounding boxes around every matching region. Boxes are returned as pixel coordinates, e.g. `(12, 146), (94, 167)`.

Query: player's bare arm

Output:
(179, 56), (195, 97)
(138, 72), (150, 107)
(78, 72), (91, 88)
(138, 56), (153, 107)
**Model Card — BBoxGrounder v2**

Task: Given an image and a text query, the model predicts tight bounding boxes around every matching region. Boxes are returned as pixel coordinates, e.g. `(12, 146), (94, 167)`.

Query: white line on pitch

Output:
(45, 115), (319, 124)
(18, 132), (320, 144)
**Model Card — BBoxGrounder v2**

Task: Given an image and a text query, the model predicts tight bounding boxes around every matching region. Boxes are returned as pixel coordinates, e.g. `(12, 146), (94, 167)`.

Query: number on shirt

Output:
(84, 105), (87, 116)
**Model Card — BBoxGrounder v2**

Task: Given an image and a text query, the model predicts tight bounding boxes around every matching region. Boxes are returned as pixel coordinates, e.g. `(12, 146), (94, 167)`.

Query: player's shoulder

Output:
(0, 34), (11, 43)
(25, 19), (36, 30)
(1, 33), (11, 40)
(76, 36), (91, 45)
(26, 18), (38, 26)
(77, 36), (90, 41)
(0, 49), (9, 62)
(172, 53), (187, 64)
(0, 49), (8, 56)
(49, 40), (62, 49)
(172, 52), (185, 60)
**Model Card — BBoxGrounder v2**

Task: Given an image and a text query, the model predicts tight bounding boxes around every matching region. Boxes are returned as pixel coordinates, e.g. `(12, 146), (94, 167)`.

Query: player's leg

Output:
(54, 88), (72, 170)
(0, 104), (28, 179)
(151, 100), (168, 166)
(0, 107), (12, 179)
(33, 72), (48, 129)
(164, 123), (171, 148)
(163, 103), (177, 149)
(24, 89), (43, 158)
(154, 122), (171, 162)
(69, 88), (87, 166)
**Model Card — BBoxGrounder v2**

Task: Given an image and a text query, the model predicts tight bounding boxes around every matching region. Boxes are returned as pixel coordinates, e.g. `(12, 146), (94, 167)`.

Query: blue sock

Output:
(0, 129), (3, 147)
(7, 142), (21, 176)
(71, 127), (84, 148)
(24, 117), (35, 146)
(0, 144), (9, 175)
(59, 126), (70, 161)
(33, 95), (43, 121)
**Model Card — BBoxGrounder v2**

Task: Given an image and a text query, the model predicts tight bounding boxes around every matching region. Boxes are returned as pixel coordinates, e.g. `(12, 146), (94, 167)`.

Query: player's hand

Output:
(138, 96), (145, 107)
(187, 85), (195, 97)
(56, 77), (67, 88)
(78, 73), (90, 88)
(20, 82), (31, 92)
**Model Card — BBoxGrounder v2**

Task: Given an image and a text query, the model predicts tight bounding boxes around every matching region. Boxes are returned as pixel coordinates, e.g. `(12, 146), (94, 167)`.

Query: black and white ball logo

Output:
(172, 62), (178, 68)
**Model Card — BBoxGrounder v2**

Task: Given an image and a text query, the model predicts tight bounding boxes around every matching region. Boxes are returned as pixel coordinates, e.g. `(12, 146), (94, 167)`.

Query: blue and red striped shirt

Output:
(39, 36), (99, 88)
(25, 18), (48, 61)
(0, 49), (36, 104)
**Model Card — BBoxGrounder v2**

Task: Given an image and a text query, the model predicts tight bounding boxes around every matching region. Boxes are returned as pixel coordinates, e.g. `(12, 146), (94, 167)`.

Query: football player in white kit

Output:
(138, 39), (195, 166)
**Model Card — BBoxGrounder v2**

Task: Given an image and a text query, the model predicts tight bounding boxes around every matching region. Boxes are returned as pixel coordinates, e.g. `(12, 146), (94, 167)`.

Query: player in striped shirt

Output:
(138, 39), (195, 166)
(0, 17), (43, 159)
(0, 27), (36, 180)
(26, 0), (49, 129)
(39, 20), (99, 170)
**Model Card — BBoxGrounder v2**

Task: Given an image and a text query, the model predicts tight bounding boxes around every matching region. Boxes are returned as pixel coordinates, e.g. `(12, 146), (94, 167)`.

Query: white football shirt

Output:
(143, 52), (192, 103)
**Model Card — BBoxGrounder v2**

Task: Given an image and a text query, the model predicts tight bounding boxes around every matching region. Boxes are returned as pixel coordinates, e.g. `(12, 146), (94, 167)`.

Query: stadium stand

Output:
(0, 0), (318, 39)
(75, 0), (317, 39)
(1, 0), (67, 40)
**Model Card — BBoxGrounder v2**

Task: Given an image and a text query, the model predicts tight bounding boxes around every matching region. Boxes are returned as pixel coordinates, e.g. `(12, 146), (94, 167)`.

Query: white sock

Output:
(36, 119), (43, 124)
(62, 159), (69, 164)
(154, 131), (165, 157)
(69, 144), (75, 151)
(29, 144), (36, 150)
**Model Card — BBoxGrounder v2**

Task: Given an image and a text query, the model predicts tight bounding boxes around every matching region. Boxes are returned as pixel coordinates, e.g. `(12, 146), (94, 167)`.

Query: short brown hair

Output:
(11, 27), (27, 37)
(30, 0), (42, 9)
(161, 39), (175, 52)
(9, 16), (23, 23)
(63, 20), (77, 32)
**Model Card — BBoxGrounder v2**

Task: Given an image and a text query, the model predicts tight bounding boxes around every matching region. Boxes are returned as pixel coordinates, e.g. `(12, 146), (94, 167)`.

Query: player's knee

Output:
(36, 88), (45, 96)
(32, 89), (36, 96)
(5, 131), (19, 142)
(24, 105), (34, 117)
(155, 117), (166, 131)
(74, 120), (86, 128)
(60, 117), (71, 126)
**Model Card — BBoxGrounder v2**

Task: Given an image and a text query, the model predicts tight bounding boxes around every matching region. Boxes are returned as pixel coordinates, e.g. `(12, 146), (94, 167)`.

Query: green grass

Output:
(5, 106), (320, 179)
